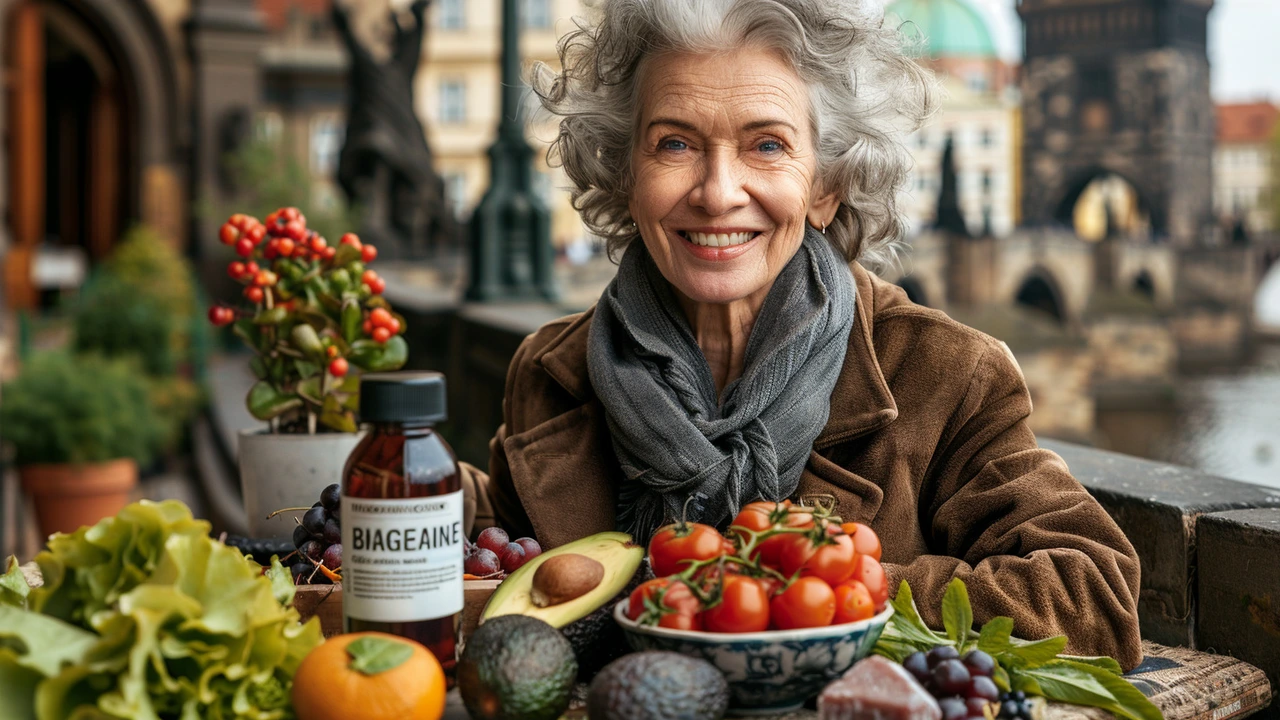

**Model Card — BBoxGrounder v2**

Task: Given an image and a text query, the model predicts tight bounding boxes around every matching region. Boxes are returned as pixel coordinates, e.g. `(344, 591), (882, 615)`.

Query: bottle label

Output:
(341, 491), (464, 623)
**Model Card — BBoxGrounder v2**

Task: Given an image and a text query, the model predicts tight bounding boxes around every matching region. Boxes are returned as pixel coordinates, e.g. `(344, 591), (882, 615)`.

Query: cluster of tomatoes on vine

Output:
(626, 498), (888, 633)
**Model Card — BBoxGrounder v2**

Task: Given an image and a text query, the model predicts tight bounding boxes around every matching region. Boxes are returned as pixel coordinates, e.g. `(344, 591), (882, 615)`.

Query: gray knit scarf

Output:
(587, 227), (856, 543)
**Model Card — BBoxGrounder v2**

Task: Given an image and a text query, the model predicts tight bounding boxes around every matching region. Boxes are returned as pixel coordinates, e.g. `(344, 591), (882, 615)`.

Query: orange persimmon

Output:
(291, 632), (446, 720)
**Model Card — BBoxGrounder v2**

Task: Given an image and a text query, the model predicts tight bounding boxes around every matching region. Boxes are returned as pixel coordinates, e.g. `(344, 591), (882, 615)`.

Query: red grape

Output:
(931, 659), (972, 697)
(514, 537), (542, 560)
(927, 645), (961, 668)
(476, 527), (510, 554)
(299, 540), (324, 562)
(465, 548), (501, 576)
(322, 543), (342, 570)
(966, 698), (992, 717)
(498, 542), (527, 572)
(938, 697), (968, 720)
(902, 651), (930, 683)
(962, 649), (996, 678)
(968, 675), (1000, 702)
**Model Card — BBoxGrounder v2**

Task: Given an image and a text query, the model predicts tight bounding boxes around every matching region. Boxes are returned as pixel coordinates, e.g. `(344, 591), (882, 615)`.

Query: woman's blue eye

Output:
(758, 140), (783, 153)
(660, 139), (687, 151)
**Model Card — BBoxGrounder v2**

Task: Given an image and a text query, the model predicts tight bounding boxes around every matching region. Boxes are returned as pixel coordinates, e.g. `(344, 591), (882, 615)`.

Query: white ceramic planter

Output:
(238, 430), (365, 541)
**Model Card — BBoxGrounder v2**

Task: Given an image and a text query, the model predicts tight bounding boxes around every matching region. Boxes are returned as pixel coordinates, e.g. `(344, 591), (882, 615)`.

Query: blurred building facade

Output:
(889, 0), (1021, 238)
(1214, 102), (1278, 236)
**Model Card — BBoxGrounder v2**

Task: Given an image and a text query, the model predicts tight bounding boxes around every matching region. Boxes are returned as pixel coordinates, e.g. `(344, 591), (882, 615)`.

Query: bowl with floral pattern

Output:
(613, 600), (893, 714)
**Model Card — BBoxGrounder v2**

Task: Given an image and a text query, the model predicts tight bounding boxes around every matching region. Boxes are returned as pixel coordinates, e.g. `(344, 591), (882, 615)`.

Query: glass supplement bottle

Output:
(341, 372), (462, 678)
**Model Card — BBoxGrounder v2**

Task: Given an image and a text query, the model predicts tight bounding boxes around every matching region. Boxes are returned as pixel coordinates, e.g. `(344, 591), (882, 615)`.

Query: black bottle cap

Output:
(359, 372), (447, 425)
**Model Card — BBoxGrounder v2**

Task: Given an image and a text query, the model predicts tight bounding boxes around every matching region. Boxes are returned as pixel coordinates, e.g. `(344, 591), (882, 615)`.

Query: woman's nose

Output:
(689, 149), (750, 216)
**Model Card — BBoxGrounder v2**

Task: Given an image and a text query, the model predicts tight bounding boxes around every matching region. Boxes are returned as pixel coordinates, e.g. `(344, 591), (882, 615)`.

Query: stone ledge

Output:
(1041, 439), (1280, 648)
(1197, 509), (1280, 718)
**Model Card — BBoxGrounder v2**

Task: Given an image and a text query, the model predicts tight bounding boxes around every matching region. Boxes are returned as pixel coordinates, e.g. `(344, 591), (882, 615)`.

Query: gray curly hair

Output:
(530, 0), (938, 268)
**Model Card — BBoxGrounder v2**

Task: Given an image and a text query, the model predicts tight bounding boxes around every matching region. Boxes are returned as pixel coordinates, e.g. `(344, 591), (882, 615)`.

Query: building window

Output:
(310, 114), (344, 177)
(522, 0), (552, 29)
(439, 79), (467, 123)
(980, 128), (993, 147)
(966, 72), (988, 93)
(439, 0), (465, 30)
(255, 111), (283, 144)
(444, 172), (468, 219)
(981, 170), (993, 194)
(982, 206), (993, 236)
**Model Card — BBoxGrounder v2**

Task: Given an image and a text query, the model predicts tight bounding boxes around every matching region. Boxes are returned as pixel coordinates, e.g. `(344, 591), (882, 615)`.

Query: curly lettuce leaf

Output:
(2, 556), (31, 609)
(0, 605), (96, 677)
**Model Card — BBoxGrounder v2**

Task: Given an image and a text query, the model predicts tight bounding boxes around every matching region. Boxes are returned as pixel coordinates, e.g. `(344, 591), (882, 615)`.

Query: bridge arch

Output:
(1055, 168), (1156, 241)
(1257, 261), (1280, 332)
(1133, 269), (1156, 300)
(1014, 266), (1068, 324)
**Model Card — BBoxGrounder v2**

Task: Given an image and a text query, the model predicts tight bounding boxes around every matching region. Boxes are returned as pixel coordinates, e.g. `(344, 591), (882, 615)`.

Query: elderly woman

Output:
(462, 0), (1142, 669)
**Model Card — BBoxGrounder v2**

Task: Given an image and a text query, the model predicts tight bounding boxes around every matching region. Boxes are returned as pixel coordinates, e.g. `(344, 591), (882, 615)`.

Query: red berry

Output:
(245, 262), (260, 275)
(220, 223), (240, 245)
(362, 319), (373, 335)
(254, 270), (277, 287)
(310, 236), (327, 253)
(247, 224), (266, 243)
(265, 211), (280, 228)
(263, 240), (279, 259)
(369, 278), (386, 295)
(245, 286), (265, 303)
(361, 245), (378, 263)
(369, 308), (393, 329)
(371, 327), (391, 343)
(283, 221), (305, 242)
(322, 247), (336, 261)
(385, 318), (401, 335)
(207, 306), (233, 326)
(227, 261), (247, 279)
(281, 207), (300, 222)
(340, 233), (362, 249)
(326, 345), (338, 358)
(230, 213), (250, 229)
(328, 357), (349, 377)
(361, 270), (379, 285)
(277, 238), (295, 258)
(234, 237), (254, 257)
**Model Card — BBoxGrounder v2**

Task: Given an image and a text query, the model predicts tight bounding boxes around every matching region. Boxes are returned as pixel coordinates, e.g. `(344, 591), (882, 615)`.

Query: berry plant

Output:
(207, 209), (407, 433)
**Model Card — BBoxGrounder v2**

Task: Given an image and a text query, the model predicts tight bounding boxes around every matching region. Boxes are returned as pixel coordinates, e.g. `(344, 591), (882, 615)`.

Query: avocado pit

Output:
(530, 553), (605, 607)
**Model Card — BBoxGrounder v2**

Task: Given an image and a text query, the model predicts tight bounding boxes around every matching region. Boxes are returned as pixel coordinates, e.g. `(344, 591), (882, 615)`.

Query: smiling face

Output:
(629, 47), (838, 307)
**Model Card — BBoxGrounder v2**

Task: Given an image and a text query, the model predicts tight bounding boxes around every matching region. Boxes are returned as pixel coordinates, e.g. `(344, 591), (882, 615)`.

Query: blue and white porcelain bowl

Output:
(613, 600), (893, 714)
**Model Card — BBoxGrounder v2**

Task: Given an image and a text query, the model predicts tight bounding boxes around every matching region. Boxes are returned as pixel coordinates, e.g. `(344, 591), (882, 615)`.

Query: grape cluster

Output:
(223, 536), (294, 566)
(902, 647), (1000, 720)
(464, 527), (541, 578)
(289, 483), (342, 585)
(995, 692), (1035, 720)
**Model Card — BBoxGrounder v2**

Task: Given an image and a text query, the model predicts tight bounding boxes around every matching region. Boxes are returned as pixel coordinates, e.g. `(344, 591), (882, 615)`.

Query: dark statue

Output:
(332, 0), (457, 258)
(934, 135), (970, 238)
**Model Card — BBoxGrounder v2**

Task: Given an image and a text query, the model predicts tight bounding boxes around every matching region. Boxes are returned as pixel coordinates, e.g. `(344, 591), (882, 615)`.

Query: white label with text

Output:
(341, 492), (464, 623)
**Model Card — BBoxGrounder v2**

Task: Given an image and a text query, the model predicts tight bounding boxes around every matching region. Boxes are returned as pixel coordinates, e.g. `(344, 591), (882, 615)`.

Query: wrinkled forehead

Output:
(633, 47), (813, 133)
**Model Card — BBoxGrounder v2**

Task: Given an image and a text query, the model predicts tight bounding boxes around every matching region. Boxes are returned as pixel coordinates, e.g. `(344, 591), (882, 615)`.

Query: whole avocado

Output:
(458, 615), (578, 720)
(587, 651), (730, 720)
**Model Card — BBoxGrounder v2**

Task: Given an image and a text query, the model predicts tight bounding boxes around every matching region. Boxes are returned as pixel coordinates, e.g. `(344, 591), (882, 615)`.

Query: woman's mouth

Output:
(678, 231), (760, 248)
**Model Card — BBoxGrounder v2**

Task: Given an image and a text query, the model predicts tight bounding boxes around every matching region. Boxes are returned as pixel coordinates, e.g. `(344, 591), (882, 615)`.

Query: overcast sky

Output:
(884, 0), (1279, 103)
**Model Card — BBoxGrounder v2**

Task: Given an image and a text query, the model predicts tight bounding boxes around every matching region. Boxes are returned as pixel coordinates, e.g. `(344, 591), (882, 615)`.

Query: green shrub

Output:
(0, 353), (164, 466)
(73, 274), (177, 376)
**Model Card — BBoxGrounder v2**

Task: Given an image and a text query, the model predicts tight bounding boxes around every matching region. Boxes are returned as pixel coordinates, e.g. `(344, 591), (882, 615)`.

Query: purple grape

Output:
(968, 675), (1000, 701)
(302, 507), (327, 535)
(515, 537), (542, 561)
(966, 698), (992, 717)
(465, 548), (501, 576)
(290, 562), (311, 583)
(962, 649), (996, 678)
(939, 697), (968, 720)
(932, 659), (972, 697)
(292, 524), (312, 548)
(902, 651), (930, 683)
(498, 542), (527, 573)
(323, 518), (341, 545)
(927, 645), (961, 668)
(322, 543), (342, 570)
(299, 540), (324, 562)
(476, 527), (510, 555)
(320, 483), (341, 511)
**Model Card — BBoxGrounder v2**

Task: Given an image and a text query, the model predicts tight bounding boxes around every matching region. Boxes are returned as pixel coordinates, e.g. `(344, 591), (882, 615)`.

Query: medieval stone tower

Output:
(1017, 0), (1215, 244)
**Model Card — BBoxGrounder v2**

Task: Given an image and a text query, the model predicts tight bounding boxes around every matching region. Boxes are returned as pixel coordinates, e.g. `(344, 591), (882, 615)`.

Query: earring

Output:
(821, 223), (827, 235)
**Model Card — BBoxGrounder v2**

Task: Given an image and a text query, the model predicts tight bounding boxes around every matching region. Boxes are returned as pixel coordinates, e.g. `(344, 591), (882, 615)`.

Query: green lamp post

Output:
(465, 0), (558, 302)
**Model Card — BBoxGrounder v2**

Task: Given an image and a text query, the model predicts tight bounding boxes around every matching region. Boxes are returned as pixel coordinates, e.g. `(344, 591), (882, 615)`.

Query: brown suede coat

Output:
(462, 262), (1143, 670)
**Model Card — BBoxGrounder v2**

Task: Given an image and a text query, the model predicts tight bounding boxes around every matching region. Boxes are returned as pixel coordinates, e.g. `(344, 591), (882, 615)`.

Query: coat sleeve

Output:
(881, 342), (1144, 670)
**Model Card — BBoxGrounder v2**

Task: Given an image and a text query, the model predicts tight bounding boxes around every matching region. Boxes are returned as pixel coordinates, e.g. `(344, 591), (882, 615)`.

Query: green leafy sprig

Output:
(874, 579), (1161, 720)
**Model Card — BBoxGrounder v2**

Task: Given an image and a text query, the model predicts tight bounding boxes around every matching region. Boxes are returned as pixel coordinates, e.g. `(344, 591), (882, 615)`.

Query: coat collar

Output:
(532, 262), (898, 447)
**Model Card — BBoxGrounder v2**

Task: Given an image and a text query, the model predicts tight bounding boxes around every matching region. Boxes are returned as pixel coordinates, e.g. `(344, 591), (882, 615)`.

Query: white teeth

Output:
(685, 231), (755, 247)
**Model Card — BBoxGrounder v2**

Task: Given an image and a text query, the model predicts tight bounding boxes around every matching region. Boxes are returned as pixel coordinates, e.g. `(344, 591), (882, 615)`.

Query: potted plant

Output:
(207, 208), (407, 540)
(0, 353), (164, 536)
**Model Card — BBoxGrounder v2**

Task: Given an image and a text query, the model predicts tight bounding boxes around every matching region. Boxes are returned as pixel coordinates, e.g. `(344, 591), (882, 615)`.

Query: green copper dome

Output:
(887, 0), (997, 58)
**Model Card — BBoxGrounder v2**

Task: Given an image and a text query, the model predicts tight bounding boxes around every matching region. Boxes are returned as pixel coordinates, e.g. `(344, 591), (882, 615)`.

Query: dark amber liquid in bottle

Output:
(342, 422), (461, 680)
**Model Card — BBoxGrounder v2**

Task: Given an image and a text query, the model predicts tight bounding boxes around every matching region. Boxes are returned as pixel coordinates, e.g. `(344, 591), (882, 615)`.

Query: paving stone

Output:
(1043, 440), (1280, 648)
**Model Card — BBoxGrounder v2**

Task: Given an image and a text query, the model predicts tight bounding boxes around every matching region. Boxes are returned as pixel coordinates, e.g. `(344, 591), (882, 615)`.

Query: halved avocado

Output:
(481, 531), (643, 627)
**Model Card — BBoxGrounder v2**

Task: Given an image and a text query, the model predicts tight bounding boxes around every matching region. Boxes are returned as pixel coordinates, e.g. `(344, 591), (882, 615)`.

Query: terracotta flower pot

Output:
(19, 459), (139, 536)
